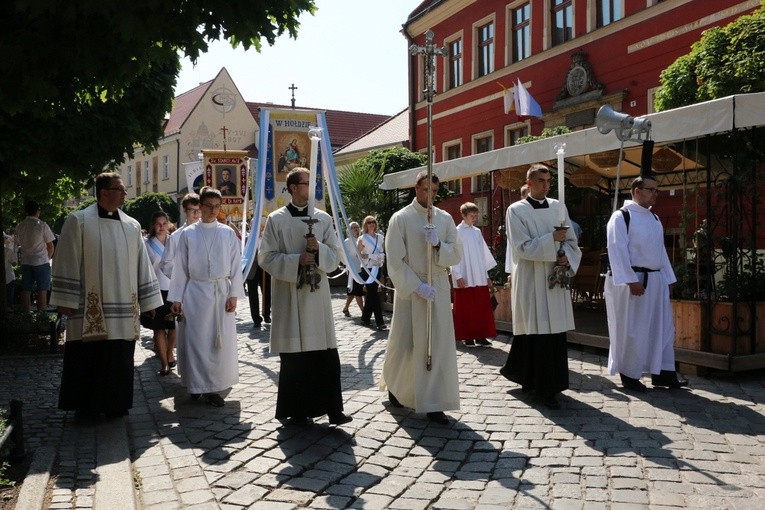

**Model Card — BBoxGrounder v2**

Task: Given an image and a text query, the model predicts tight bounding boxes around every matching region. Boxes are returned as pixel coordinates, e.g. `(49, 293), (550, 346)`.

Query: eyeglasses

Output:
(185, 208), (202, 215)
(201, 203), (222, 210)
(105, 187), (128, 193)
(640, 187), (659, 193)
(367, 221), (377, 225)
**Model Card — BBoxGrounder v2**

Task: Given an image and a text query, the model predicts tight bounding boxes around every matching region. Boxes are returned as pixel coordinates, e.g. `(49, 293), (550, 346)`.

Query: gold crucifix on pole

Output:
(220, 126), (228, 151)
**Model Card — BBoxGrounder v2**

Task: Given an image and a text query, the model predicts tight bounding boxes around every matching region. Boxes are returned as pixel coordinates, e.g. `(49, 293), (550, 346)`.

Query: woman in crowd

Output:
(358, 215), (386, 331)
(342, 221), (364, 317)
(145, 211), (177, 375)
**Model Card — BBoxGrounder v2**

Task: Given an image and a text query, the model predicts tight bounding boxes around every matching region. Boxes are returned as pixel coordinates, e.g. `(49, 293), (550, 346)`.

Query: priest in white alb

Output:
(381, 171), (462, 425)
(259, 167), (352, 426)
(499, 164), (581, 410)
(168, 187), (244, 408)
(51, 172), (163, 420)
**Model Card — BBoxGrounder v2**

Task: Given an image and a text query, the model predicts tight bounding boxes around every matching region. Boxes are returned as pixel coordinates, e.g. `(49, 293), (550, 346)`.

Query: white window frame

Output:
(471, 131), (494, 193)
(162, 155), (169, 180)
(442, 139), (463, 194)
(143, 160), (150, 184)
(126, 165), (133, 187)
(443, 31), (464, 91)
(506, 1), (532, 66)
(472, 14), (496, 80)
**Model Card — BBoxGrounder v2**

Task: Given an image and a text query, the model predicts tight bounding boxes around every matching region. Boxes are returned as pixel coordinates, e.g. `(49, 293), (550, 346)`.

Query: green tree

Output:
(654, 1), (765, 111)
(123, 193), (180, 231)
(335, 147), (432, 234)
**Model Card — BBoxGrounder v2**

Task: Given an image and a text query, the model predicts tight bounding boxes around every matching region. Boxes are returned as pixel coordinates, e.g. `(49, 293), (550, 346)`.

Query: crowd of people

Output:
(5, 162), (686, 426)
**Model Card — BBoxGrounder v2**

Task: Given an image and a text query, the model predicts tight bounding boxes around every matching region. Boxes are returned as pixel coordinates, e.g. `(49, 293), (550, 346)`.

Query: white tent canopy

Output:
(380, 93), (765, 190)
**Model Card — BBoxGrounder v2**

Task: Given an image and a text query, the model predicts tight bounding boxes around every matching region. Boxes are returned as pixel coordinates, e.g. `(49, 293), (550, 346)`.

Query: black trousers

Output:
(276, 349), (344, 419)
(360, 269), (384, 326)
(247, 267), (271, 323)
(501, 333), (569, 396)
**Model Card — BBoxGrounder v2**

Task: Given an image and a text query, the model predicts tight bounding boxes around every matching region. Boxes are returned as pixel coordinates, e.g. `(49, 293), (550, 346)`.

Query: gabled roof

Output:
(164, 79), (214, 136)
(336, 108), (409, 155)
(246, 102), (389, 149)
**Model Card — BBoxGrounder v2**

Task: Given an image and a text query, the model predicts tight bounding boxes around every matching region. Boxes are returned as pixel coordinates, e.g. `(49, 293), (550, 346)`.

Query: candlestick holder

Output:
(548, 225), (572, 289)
(297, 218), (321, 291)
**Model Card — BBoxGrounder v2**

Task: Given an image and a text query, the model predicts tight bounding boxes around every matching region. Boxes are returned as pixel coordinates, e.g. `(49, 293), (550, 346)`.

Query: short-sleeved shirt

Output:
(16, 216), (55, 266)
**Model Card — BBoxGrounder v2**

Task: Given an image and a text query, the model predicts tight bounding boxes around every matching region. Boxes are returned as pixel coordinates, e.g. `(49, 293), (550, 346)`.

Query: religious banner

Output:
(183, 160), (204, 194)
(201, 149), (249, 229)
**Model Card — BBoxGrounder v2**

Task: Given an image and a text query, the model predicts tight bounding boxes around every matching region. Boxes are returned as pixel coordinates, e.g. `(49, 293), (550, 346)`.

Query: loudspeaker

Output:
(596, 105), (633, 136)
(596, 105), (651, 142)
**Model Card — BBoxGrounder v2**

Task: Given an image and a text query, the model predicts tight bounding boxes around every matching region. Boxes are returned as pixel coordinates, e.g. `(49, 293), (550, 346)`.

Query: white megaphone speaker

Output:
(596, 105), (651, 142)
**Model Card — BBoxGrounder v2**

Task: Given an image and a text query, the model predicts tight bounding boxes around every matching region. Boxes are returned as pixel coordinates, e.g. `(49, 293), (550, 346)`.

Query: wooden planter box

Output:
(672, 300), (765, 371)
(493, 285), (512, 333)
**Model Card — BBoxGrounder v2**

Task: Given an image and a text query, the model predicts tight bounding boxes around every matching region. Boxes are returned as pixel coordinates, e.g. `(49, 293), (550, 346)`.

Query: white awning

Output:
(380, 93), (765, 190)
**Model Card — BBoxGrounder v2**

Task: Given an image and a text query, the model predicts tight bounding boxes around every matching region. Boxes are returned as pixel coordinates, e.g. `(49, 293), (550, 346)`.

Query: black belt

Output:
(632, 266), (659, 288)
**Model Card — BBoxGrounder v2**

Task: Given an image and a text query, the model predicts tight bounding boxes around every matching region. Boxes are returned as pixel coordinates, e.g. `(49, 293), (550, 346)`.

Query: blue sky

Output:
(175, 1), (416, 116)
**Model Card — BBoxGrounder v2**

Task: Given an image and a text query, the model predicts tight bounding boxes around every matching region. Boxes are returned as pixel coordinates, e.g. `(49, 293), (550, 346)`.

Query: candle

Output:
(307, 128), (321, 217)
(555, 143), (566, 224)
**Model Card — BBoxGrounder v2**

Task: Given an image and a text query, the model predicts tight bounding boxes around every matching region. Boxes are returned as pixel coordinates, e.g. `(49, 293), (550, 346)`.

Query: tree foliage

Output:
(0, 0), (316, 190)
(123, 193), (180, 231)
(654, 2), (765, 111)
(336, 147), (429, 234)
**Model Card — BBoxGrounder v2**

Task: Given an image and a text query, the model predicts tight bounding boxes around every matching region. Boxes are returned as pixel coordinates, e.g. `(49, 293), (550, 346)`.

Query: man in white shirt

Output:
(15, 199), (55, 311)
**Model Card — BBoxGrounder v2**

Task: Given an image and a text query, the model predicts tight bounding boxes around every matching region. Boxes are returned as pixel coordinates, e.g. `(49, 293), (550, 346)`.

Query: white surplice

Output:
(50, 205), (162, 341)
(604, 200), (677, 379)
(451, 220), (496, 287)
(258, 206), (340, 354)
(167, 221), (244, 393)
(508, 197), (581, 335)
(380, 199), (462, 413)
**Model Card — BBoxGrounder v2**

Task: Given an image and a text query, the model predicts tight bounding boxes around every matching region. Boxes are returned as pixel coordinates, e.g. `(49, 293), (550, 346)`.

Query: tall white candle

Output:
(555, 143), (566, 224)
(307, 128), (321, 217)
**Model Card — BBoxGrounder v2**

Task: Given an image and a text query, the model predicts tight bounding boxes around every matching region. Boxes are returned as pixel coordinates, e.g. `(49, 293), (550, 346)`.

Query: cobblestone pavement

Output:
(2, 291), (765, 509)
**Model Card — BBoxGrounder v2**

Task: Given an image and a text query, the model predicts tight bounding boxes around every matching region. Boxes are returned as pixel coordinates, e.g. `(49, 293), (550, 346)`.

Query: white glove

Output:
(424, 228), (440, 247)
(415, 283), (436, 301)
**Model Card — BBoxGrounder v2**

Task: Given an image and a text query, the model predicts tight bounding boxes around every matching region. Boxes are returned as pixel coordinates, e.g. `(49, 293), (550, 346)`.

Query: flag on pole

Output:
(497, 82), (514, 113)
(514, 79), (542, 119)
(183, 161), (203, 193)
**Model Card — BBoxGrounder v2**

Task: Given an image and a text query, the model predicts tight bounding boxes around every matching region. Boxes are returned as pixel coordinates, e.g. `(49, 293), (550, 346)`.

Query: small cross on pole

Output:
(289, 83), (298, 109)
(220, 126), (228, 151)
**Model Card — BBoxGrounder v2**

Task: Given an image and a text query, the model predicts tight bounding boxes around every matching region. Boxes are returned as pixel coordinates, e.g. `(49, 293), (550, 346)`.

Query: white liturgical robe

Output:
(258, 206), (341, 354)
(508, 197), (581, 336)
(451, 220), (496, 287)
(604, 200), (676, 379)
(381, 200), (462, 413)
(167, 221), (244, 394)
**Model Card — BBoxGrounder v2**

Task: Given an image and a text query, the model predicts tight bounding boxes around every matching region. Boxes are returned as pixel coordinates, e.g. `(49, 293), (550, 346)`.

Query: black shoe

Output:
(360, 318), (372, 327)
(205, 393), (225, 407)
(263, 316), (271, 323)
(427, 412), (450, 425)
(252, 322), (261, 328)
(475, 338), (492, 346)
(190, 393), (201, 401)
(377, 324), (387, 331)
(652, 370), (689, 389)
(342, 309), (351, 317)
(328, 413), (353, 425)
(388, 391), (404, 408)
(168, 360), (177, 368)
(463, 339), (476, 347)
(158, 368), (170, 376)
(620, 374), (647, 392)
(538, 394), (561, 410)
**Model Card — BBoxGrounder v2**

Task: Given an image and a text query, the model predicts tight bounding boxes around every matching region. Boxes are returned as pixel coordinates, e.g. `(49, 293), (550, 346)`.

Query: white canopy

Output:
(380, 92), (765, 190)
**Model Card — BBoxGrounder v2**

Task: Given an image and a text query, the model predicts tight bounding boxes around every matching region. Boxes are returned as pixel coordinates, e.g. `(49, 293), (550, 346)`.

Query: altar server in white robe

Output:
(52, 172), (163, 419)
(381, 171), (462, 425)
(259, 167), (352, 426)
(158, 192), (200, 280)
(168, 187), (244, 408)
(605, 176), (687, 391)
(452, 201), (497, 347)
(499, 164), (581, 410)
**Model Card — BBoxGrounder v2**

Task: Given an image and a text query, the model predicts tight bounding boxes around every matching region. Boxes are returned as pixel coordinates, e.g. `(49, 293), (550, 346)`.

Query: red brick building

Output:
(401, 0), (760, 240)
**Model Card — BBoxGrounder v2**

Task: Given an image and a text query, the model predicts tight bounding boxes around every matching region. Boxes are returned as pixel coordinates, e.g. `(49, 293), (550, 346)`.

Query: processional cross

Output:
(409, 30), (447, 371)
(220, 126), (228, 151)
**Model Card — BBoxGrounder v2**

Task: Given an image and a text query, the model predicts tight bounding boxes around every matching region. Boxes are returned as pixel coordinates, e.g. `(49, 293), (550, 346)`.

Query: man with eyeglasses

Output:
(51, 172), (163, 420)
(159, 192), (201, 280)
(259, 167), (352, 426)
(605, 175), (688, 391)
